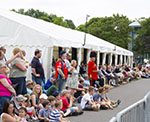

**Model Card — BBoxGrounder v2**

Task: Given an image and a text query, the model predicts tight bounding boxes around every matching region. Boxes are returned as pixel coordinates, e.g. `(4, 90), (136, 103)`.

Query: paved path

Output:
(68, 79), (150, 122)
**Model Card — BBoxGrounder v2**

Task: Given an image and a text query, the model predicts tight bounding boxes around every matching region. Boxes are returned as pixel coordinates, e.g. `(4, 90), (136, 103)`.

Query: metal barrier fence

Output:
(109, 92), (150, 122)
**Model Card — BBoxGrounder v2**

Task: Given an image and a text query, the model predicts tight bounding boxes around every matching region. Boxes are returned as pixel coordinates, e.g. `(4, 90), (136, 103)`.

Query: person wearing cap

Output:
(60, 90), (79, 117)
(64, 53), (71, 70)
(26, 80), (34, 94)
(88, 51), (98, 86)
(55, 50), (68, 92)
(31, 49), (45, 86)
(16, 95), (27, 107)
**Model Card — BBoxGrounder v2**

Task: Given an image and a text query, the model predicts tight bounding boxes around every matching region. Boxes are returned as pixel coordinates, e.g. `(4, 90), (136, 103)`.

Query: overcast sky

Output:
(0, 0), (150, 26)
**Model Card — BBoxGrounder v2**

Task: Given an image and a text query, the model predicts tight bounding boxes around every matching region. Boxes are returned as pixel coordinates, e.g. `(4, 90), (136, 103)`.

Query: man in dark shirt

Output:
(31, 49), (45, 85)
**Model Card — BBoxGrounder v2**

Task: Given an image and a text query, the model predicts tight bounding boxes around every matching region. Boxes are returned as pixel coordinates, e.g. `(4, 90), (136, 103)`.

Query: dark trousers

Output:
(90, 79), (96, 87)
(32, 74), (43, 86)
(10, 77), (27, 95)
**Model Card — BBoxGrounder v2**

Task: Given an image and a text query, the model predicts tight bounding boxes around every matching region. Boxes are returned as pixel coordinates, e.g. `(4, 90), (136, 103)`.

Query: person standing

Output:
(9, 47), (27, 95)
(88, 51), (98, 86)
(55, 50), (68, 92)
(64, 53), (71, 70)
(31, 49), (45, 86)
(0, 62), (16, 114)
(0, 47), (7, 63)
(67, 60), (79, 96)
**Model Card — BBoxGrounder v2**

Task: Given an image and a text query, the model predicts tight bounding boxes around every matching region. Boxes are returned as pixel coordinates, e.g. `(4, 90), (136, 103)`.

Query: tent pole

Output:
(77, 48), (82, 72)
(97, 51), (100, 69)
(102, 53), (106, 66)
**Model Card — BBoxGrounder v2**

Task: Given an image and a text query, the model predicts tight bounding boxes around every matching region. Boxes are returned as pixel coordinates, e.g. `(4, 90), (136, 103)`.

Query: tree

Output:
(134, 18), (150, 55)
(77, 14), (131, 49)
(11, 9), (76, 29)
(65, 19), (76, 29)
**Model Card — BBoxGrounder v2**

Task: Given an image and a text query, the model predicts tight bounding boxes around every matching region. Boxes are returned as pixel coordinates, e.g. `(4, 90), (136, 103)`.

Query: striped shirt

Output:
(50, 109), (61, 122)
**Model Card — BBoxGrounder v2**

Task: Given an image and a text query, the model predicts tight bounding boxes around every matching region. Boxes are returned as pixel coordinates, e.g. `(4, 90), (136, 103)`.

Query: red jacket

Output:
(88, 60), (98, 80)
(55, 58), (68, 79)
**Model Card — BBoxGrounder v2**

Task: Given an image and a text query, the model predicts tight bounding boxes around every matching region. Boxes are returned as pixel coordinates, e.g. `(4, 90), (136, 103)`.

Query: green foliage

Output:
(134, 18), (150, 55)
(11, 8), (75, 29)
(77, 14), (131, 49)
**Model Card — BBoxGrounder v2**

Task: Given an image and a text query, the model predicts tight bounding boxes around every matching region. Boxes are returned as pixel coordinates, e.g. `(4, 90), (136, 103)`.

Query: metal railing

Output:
(109, 92), (150, 122)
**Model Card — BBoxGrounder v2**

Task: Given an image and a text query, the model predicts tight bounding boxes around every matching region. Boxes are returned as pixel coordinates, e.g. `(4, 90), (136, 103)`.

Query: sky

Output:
(0, 0), (150, 26)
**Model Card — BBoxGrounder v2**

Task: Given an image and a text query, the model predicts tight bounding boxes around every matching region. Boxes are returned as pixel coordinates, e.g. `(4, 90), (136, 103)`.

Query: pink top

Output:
(0, 74), (12, 96)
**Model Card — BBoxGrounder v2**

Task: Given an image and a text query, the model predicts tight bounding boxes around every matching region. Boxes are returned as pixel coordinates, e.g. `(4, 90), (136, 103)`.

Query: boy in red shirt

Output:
(59, 90), (80, 117)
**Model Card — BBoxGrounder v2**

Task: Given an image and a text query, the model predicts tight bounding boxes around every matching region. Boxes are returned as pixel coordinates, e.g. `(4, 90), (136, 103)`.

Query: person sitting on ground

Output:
(18, 107), (28, 122)
(26, 80), (35, 95)
(60, 90), (81, 117)
(38, 100), (51, 122)
(114, 65), (124, 83)
(44, 72), (55, 90)
(74, 79), (85, 103)
(103, 85), (121, 108)
(93, 87), (113, 110)
(52, 91), (60, 101)
(39, 94), (48, 110)
(16, 95), (27, 107)
(48, 96), (56, 111)
(47, 80), (59, 97)
(101, 65), (115, 85)
(31, 84), (43, 108)
(1, 100), (21, 122)
(82, 74), (90, 87)
(50, 101), (70, 122)
(24, 94), (37, 119)
(80, 86), (100, 111)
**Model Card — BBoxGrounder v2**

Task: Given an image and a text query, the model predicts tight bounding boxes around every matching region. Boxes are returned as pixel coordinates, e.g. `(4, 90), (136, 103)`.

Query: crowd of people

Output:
(0, 46), (150, 122)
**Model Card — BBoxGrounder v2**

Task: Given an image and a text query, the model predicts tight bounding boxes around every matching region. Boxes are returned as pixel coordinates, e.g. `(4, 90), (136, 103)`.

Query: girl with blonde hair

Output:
(31, 84), (42, 108)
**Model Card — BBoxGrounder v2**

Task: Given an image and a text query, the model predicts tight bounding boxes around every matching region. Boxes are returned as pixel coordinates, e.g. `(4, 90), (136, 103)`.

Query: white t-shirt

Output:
(81, 93), (93, 109)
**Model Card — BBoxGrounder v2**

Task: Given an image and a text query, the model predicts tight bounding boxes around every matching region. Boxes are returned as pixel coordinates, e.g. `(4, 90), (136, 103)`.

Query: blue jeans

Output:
(0, 96), (11, 115)
(10, 77), (27, 95)
(58, 79), (66, 92)
(32, 74), (43, 86)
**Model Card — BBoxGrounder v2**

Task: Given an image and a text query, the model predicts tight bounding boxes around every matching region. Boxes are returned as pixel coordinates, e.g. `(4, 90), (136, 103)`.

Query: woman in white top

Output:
(67, 60), (79, 96)
(1, 100), (21, 122)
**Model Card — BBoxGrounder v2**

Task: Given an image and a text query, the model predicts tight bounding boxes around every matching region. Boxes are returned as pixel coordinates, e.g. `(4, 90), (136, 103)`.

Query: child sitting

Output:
(50, 101), (70, 122)
(18, 107), (28, 122)
(38, 100), (52, 122)
(93, 87), (113, 110)
(81, 86), (100, 111)
(103, 85), (121, 108)
(52, 91), (60, 101)
(48, 96), (56, 110)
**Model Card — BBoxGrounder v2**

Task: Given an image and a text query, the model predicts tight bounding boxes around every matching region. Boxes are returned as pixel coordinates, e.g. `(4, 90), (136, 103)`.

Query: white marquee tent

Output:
(0, 9), (133, 80)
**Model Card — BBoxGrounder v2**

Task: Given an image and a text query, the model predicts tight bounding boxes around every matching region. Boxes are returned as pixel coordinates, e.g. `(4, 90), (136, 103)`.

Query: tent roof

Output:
(0, 9), (133, 56)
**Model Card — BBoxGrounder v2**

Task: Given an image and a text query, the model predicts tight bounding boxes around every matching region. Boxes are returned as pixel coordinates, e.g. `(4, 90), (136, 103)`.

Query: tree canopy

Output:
(11, 8), (76, 29)
(77, 14), (132, 49)
(134, 18), (150, 55)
